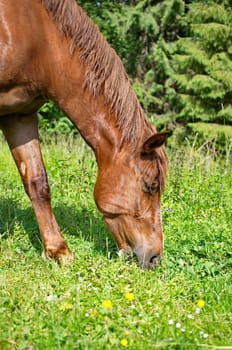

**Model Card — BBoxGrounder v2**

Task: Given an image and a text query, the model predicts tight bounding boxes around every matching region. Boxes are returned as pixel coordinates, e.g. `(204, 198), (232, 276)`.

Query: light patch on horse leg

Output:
(20, 162), (26, 176)
(41, 250), (49, 261)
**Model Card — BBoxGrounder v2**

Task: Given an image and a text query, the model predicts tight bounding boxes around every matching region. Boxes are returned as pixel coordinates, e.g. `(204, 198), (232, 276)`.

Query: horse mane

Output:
(41, 0), (152, 142)
(41, 0), (167, 187)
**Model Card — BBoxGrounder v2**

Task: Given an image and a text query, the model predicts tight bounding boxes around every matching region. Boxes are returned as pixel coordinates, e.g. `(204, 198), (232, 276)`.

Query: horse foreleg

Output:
(0, 114), (74, 263)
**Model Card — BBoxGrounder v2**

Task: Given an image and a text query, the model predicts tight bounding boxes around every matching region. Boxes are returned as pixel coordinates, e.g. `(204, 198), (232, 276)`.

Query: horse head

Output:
(94, 131), (168, 269)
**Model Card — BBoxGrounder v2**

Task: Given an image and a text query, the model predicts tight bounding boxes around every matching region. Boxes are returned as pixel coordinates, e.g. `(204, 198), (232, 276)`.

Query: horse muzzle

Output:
(138, 252), (161, 270)
(118, 248), (162, 270)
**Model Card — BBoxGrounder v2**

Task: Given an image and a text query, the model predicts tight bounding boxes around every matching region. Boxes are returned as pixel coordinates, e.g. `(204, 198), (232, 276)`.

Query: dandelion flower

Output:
(197, 300), (205, 308)
(125, 292), (135, 301)
(59, 302), (73, 311)
(120, 339), (128, 347)
(102, 300), (113, 309)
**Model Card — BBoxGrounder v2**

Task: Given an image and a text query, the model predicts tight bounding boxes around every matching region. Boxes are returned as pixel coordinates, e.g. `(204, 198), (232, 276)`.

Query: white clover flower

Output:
(155, 313), (160, 318)
(46, 294), (58, 302)
(203, 333), (208, 339)
(187, 314), (194, 319)
(176, 322), (181, 328)
(195, 307), (201, 314)
(168, 319), (174, 325)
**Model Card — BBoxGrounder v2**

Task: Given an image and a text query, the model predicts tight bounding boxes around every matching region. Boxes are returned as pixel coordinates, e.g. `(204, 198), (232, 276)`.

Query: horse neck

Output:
(43, 32), (142, 165)
(44, 47), (125, 163)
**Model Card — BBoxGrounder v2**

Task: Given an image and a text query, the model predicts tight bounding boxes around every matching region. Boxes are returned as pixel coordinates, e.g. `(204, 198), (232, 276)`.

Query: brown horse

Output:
(0, 0), (168, 269)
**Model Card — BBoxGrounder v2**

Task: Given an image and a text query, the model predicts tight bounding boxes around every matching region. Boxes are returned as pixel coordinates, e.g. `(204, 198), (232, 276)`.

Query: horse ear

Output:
(142, 131), (169, 154)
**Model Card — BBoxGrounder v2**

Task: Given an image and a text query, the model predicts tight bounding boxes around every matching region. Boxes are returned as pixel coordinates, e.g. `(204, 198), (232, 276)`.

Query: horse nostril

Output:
(137, 252), (161, 270)
(149, 254), (159, 265)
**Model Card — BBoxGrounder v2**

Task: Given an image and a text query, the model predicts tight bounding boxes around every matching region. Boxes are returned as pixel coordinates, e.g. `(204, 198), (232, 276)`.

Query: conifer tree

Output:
(172, 1), (232, 125)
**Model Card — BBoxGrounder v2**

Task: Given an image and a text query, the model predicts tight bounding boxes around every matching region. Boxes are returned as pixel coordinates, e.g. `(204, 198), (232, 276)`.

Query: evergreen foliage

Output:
(172, 1), (232, 126)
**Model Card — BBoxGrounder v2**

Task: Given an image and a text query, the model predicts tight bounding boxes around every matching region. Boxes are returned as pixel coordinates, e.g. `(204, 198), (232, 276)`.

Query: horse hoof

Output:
(58, 251), (75, 266)
(42, 247), (75, 265)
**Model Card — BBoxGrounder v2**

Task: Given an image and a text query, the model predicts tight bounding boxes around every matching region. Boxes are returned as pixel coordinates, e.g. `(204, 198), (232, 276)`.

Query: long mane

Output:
(41, 0), (168, 187)
(41, 0), (153, 143)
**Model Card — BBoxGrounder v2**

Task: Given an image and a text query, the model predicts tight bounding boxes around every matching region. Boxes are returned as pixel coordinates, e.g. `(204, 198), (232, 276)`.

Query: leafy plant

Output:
(172, 1), (232, 125)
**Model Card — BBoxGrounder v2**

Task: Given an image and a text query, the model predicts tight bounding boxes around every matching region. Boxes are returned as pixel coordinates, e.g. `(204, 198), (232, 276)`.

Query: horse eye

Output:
(150, 182), (159, 193)
(142, 180), (159, 195)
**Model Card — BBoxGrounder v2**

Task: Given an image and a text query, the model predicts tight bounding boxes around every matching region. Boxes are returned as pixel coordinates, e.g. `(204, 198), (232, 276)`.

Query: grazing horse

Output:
(0, 0), (168, 269)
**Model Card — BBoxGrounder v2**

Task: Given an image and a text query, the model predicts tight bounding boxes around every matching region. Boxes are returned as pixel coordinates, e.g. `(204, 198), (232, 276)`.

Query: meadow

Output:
(0, 133), (231, 350)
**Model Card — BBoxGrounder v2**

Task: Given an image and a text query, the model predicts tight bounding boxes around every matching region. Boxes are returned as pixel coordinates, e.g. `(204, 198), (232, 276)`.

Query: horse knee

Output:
(25, 173), (51, 202)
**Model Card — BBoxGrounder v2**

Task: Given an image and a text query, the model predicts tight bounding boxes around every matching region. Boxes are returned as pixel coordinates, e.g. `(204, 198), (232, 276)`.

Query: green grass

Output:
(0, 135), (231, 350)
(188, 122), (232, 139)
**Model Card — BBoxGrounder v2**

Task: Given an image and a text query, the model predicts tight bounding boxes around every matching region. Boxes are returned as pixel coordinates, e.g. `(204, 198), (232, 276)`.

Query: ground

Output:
(0, 134), (231, 349)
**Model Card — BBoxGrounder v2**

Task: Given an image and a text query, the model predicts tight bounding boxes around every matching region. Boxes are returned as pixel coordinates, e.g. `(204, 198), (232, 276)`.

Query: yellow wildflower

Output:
(59, 302), (73, 311)
(102, 300), (113, 309)
(120, 339), (128, 347)
(125, 292), (135, 301)
(197, 300), (205, 308)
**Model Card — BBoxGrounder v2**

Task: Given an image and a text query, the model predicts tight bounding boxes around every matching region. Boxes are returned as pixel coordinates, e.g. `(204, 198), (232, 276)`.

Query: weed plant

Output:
(0, 133), (231, 349)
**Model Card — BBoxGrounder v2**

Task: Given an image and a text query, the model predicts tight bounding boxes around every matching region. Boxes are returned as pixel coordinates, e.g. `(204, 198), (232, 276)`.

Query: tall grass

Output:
(0, 134), (231, 349)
